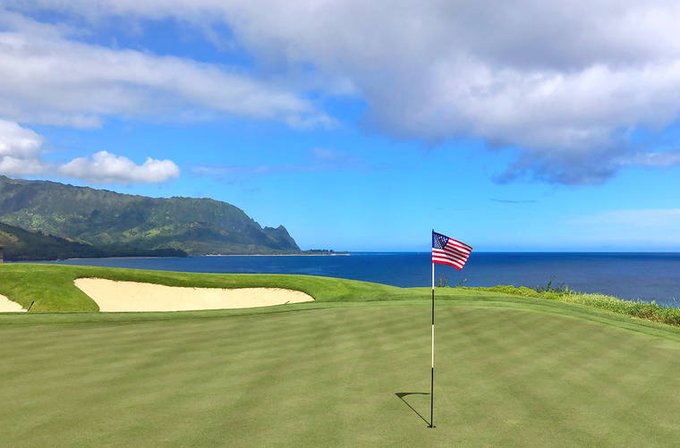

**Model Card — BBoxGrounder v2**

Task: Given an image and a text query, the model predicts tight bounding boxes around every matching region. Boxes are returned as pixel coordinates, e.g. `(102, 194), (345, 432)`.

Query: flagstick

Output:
(430, 230), (471, 429)
(429, 260), (435, 428)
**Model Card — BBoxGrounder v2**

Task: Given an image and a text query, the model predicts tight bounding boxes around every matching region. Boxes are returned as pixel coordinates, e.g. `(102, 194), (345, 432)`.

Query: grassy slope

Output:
(0, 264), (405, 312)
(1, 264), (680, 447)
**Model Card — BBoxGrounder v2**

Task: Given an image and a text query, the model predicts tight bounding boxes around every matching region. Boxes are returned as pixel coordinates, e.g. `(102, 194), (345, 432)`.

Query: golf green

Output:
(2, 299), (679, 447)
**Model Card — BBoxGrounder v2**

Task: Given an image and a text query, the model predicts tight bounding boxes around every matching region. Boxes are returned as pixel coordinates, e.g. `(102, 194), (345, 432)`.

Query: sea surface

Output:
(43, 252), (680, 306)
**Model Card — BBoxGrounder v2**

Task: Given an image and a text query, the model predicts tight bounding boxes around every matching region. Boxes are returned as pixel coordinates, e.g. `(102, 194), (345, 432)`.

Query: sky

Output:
(2, 1), (680, 252)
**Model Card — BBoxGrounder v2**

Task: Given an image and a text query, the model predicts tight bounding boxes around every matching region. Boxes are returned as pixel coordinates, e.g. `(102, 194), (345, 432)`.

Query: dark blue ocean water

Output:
(44, 252), (680, 306)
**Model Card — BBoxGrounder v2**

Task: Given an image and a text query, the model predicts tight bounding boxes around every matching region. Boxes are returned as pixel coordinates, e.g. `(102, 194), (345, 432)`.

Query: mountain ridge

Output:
(0, 175), (300, 256)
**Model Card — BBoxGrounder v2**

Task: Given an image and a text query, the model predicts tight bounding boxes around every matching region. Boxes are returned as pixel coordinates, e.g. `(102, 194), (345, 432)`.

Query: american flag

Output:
(432, 231), (472, 270)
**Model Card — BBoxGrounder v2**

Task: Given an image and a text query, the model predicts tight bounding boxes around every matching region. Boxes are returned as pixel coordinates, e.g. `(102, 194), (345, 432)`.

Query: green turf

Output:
(2, 264), (680, 446)
(0, 263), (405, 312)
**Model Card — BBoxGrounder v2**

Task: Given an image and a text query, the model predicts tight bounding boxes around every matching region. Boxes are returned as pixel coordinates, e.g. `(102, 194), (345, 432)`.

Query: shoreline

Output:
(19, 253), (351, 262)
(12, 251), (680, 263)
(20, 252), (680, 308)
(204, 253), (351, 257)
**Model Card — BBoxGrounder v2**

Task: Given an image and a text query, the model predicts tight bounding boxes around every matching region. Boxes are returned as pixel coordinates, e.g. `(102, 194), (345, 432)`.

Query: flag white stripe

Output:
(432, 257), (466, 268)
(437, 247), (470, 261)
(433, 248), (470, 263)
(432, 231), (472, 270)
(448, 239), (472, 252)
(432, 252), (469, 263)
(433, 247), (469, 256)
(445, 241), (471, 254)
(432, 255), (465, 268)
(435, 260), (463, 270)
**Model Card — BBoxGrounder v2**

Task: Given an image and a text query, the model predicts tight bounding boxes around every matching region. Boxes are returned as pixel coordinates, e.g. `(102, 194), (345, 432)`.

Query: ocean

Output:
(44, 252), (680, 307)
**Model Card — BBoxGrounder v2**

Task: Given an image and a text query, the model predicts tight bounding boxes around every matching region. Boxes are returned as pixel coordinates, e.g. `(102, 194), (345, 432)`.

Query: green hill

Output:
(0, 222), (186, 261)
(0, 176), (300, 255)
(0, 222), (102, 261)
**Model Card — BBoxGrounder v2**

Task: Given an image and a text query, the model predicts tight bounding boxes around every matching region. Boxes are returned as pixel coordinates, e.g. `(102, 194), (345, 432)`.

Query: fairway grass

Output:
(1, 264), (680, 446)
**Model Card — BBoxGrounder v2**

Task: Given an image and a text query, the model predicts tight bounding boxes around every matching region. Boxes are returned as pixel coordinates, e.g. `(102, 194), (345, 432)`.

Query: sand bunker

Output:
(75, 278), (314, 312)
(0, 294), (26, 312)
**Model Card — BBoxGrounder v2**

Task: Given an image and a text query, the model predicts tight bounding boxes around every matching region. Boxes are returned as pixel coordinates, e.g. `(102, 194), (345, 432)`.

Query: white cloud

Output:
(0, 8), (330, 128)
(0, 118), (42, 157)
(0, 119), (179, 183)
(0, 155), (47, 176)
(60, 151), (180, 184)
(0, 118), (47, 176)
(8, 1), (680, 182)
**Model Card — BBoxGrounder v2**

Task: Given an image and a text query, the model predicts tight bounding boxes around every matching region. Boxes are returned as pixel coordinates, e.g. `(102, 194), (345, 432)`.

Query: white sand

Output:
(0, 294), (26, 312)
(74, 278), (314, 312)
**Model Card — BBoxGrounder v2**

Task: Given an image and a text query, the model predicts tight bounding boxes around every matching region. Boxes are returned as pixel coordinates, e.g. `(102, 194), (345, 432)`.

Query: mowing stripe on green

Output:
(2, 303), (679, 447)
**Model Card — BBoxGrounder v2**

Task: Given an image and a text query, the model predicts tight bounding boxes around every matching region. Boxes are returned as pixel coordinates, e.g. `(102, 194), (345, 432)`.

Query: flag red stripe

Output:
(434, 248), (469, 263)
(441, 245), (470, 259)
(432, 252), (467, 267)
(433, 259), (465, 270)
(447, 236), (472, 250)
(432, 258), (464, 270)
(432, 231), (472, 270)
(432, 257), (464, 268)
(446, 240), (472, 253)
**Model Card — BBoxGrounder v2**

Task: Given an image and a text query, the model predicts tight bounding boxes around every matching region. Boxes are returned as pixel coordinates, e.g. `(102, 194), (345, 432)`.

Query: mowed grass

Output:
(2, 304), (680, 446)
(2, 264), (680, 446)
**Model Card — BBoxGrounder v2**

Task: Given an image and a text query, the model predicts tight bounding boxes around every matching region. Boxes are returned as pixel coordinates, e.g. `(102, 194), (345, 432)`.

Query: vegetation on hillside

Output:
(470, 284), (680, 327)
(0, 175), (300, 255)
(0, 222), (100, 261)
(0, 222), (186, 261)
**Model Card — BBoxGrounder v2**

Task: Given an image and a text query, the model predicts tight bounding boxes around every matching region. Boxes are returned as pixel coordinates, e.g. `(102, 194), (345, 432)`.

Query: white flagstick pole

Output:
(430, 257), (435, 428)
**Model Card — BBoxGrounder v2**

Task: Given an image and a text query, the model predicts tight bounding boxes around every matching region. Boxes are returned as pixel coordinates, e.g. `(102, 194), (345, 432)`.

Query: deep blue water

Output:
(44, 252), (680, 306)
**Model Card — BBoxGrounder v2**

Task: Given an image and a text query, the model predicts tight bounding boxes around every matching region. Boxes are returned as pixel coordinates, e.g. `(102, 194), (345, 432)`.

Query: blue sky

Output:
(2, 2), (680, 251)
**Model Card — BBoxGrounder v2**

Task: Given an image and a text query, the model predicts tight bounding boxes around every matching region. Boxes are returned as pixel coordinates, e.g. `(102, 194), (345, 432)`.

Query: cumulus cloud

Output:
(0, 119), (47, 175)
(0, 118), (42, 157)
(8, 1), (680, 182)
(0, 119), (179, 184)
(60, 151), (180, 184)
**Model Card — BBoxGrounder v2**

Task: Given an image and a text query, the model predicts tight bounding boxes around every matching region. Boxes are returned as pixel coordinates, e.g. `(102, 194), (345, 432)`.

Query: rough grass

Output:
(473, 285), (680, 326)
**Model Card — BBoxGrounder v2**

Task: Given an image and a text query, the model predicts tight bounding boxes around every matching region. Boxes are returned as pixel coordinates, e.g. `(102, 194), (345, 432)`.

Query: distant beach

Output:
(204, 252), (350, 257)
